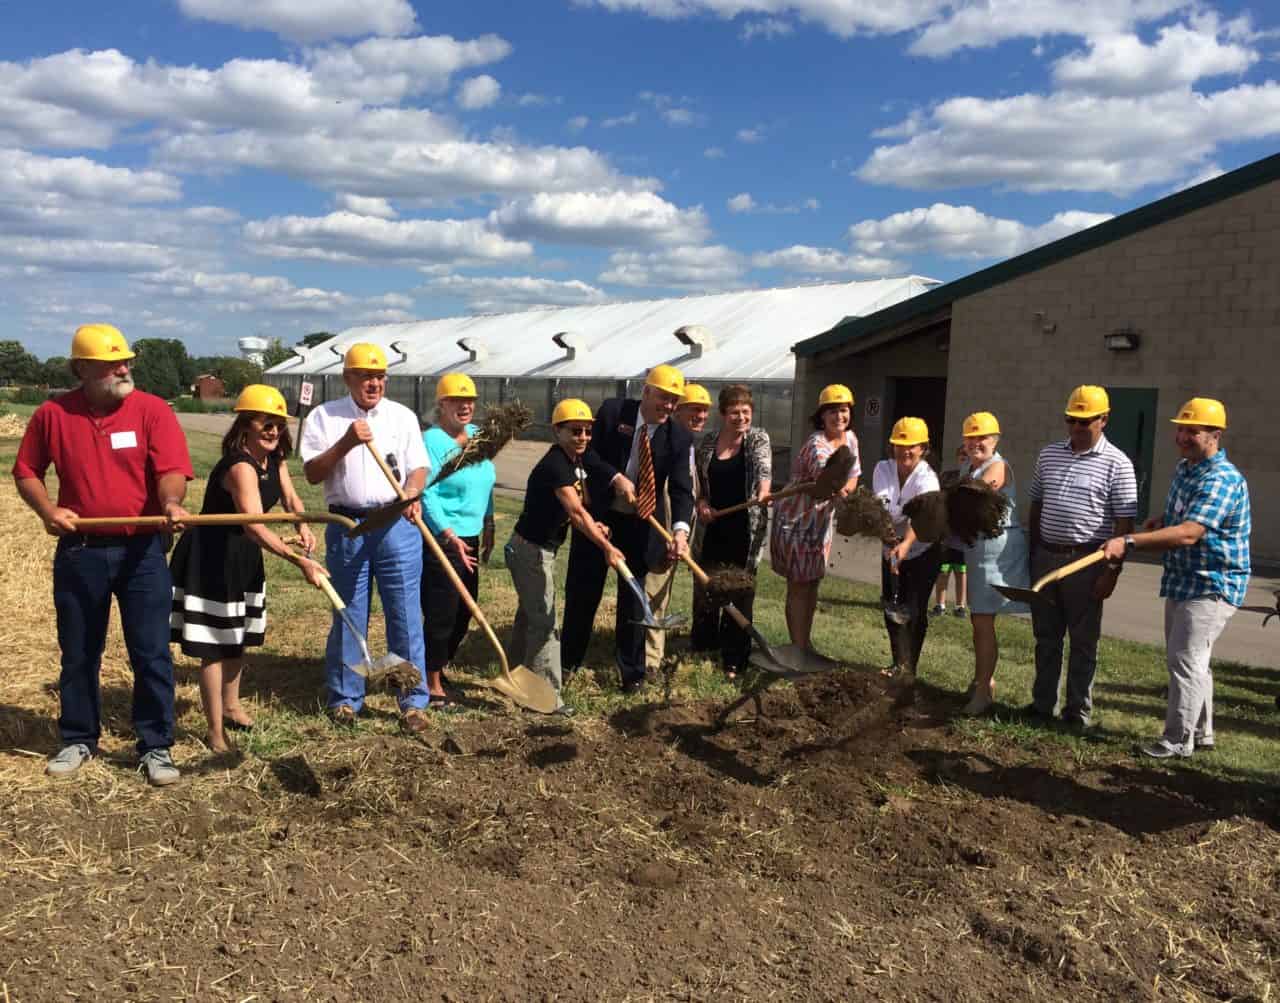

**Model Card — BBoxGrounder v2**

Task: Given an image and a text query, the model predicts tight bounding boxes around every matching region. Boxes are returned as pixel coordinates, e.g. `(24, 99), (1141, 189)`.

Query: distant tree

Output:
(217, 357), (264, 396)
(39, 356), (71, 388)
(261, 337), (293, 369)
(131, 338), (193, 399)
(0, 341), (40, 384)
(299, 331), (334, 349)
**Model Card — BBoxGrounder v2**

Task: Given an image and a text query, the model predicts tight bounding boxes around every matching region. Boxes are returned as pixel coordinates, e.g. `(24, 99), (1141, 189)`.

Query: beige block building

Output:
(793, 154), (1280, 561)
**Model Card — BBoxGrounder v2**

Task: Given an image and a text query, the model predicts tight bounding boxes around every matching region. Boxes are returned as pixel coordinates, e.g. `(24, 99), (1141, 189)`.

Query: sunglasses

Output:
(565, 427), (592, 438)
(253, 416), (287, 431)
(1065, 416), (1096, 426)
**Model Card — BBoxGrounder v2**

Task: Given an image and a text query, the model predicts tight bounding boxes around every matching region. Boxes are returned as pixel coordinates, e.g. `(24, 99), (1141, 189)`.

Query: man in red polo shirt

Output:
(13, 323), (193, 786)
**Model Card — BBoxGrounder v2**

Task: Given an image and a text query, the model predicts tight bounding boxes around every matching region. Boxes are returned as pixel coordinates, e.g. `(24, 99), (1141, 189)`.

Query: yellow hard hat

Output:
(234, 384), (288, 418)
(71, 323), (135, 362)
(1065, 385), (1110, 419)
(343, 343), (388, 372)
(552, 398), (593, 425)
(644, 363), (685, 397)
(963, 411), (1001, 437)
(818, 384), (854, 407)
(1171, 397), (1227, 429)
(889, 416), (930, 447)
(680, 383), (712, 408)
(435, 372), (477, 400)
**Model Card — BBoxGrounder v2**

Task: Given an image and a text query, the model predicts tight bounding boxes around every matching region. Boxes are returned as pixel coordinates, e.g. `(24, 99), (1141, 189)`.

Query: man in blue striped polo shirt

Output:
(1102, 397), (1250, 758)
(1027, 386), (1138, 727)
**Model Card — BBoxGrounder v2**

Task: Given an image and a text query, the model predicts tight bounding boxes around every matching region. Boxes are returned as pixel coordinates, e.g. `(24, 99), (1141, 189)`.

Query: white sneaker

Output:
(140, 748), (181, 787)
(46, 743), (92, 778)
(1141, 740), (1191, 759)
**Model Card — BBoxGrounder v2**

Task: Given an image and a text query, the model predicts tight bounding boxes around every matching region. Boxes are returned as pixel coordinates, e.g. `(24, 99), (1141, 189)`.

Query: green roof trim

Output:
(794, 151), (1280, 358)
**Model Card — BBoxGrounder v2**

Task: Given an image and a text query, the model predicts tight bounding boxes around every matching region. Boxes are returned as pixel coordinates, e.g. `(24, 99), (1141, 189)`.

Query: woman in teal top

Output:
(420, 373), (496, 706)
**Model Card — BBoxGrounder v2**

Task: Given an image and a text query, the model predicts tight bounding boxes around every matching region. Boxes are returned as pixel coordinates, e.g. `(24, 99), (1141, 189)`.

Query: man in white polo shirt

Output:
(300, 343), (432, 731)
(1026, 385), (1137, 727)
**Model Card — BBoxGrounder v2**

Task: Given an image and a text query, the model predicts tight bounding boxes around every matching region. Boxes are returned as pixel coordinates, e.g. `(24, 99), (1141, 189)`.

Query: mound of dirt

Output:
(2, 671), (1278, 1002)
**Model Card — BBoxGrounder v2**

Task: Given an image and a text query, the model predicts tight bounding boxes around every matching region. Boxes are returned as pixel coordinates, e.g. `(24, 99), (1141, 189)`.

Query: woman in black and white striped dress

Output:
(169, 385), (327, 753)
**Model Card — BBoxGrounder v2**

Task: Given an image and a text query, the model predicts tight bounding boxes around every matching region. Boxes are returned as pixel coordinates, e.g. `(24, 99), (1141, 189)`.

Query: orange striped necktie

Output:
(635, 425), (656, 520)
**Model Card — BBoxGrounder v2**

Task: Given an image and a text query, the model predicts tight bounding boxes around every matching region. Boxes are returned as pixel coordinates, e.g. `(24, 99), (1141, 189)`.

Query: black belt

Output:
(329, 504), (376, 519)
(68, 534), (138, 548)
(1039, 540), (1103, 555)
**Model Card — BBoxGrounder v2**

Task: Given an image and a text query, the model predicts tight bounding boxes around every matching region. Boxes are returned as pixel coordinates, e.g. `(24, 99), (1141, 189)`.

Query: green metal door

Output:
(1104, 387), (1158, 520)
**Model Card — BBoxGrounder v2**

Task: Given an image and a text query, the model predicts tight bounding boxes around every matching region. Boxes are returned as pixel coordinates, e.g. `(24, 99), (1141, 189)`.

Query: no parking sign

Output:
(299, 381), (314, 406)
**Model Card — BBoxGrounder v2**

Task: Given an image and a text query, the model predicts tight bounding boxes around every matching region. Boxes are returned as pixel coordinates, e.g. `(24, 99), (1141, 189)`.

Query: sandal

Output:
(223, 715), (254, 732)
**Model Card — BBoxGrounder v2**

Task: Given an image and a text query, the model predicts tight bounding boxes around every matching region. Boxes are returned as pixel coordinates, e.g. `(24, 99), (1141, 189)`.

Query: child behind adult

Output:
(932, 444), (969, 618)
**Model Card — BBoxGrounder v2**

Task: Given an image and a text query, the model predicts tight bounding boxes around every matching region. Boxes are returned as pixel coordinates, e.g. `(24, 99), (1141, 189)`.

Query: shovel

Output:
(710, 444), (856, 519)
(72, 512), (361, 533)
(615, 557), (688, 631)
(992, 549), (1108, 607)
(883, 554), (912, 625)
(363, 441), (560, 714)
(642, 514), (821, 674)
(314, 575), (418, 686)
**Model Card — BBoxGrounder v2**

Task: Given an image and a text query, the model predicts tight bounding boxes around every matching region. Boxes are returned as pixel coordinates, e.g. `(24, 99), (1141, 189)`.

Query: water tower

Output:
(238, 336), (269, 366)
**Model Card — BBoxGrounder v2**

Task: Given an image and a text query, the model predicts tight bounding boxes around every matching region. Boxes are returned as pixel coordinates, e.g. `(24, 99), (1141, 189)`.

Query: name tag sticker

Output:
(110, 430), (138, 450)
(1069, 473), (1093, 491)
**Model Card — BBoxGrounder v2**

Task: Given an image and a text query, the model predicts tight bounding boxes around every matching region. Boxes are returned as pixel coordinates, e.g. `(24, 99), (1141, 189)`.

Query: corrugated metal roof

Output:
(268, 277), (939, 381)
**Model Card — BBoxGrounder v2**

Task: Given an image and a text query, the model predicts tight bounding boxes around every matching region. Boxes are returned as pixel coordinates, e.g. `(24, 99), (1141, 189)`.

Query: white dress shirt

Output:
(299, 395), (430, 510)
(621, 420), (689, 535)
(872, 458), (940, 561)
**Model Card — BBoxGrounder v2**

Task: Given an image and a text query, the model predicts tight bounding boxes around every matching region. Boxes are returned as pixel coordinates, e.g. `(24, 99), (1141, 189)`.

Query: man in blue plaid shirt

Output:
(1102, 397), (1251, 758)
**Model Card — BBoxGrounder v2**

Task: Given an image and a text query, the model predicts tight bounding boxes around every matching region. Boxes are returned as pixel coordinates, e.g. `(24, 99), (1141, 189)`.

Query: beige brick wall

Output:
(944, 181), (1280, 560)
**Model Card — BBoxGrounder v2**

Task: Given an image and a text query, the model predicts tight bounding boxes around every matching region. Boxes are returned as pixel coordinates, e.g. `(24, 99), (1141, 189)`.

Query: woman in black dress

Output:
(692, 384), (772, 678)
(170, 384), (327, 753)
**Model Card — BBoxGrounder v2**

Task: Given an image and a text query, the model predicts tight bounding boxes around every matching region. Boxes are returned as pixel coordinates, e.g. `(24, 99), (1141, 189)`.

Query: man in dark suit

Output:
(561, 364), (694, 693)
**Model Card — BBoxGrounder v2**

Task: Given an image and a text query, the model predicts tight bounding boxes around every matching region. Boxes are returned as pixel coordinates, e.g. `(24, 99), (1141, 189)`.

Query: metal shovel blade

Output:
(748, 643), (839, 675)
(883, 600), (913, 625)
(992, 583), (1054, 607)
(616, 564), (668, 629)
(488, 665), (561, 714)
(365, 653), (423, 692)
(345, 496), (418, 538)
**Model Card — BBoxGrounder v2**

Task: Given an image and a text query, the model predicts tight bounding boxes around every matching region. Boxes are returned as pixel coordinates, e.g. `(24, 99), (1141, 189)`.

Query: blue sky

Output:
(2, 0), (1278, 358)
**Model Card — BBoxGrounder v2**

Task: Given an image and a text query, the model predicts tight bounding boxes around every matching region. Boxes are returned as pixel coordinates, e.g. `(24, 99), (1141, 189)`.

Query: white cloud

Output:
(848, 203), (1112, 260)
(304, 34), (512, 103)
(423, 274), (610, 313)
(639, 91), (704, 126)
(183, 206), (241, 223)
(736, 126), (765, 143)
(161, 128), (643, 200)
(244, 211), (533, 265)
(599, 245), (745, 289)
(909, 0), (1189, 57)
(0, 238), (177, 273)
(177, 0), (419, 43)
(741, 17), (795, 40)
(1052, 14), (1257, 96)
(576, 0), (953, 39)
(566, 114), (590, 132)
(517, 92), (555, 107)
(751, 245), (899, 275)
(490, 191), (709, 247)
(602, 111), (640, 128)
(0, 148), (181, 205)
(457, 74), (502, 109)
(134, 265), (356, 315)
(726, 191), (819, 214)
(859, 82), (1280, 194)
(334, 194), (398, 218)
(703, 146), (726, 159)
(663, 107), (701, 126)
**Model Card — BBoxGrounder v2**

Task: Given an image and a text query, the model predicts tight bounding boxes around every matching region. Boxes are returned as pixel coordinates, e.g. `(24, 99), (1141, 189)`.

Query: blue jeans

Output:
(53, 534), (175, 754)
(324, 518), (429, 712)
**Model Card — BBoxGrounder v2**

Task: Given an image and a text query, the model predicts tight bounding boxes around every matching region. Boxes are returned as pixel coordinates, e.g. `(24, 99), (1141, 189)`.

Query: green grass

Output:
(6, 427), (1279, 781)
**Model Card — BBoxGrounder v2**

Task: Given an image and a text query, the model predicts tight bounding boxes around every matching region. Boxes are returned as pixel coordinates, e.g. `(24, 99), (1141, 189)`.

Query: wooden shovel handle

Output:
(1031, 548), (1108, 591)
(642, 513), (755, 633)
(364, 441), (515, 684)
(315, 574), (346, 611)
(72, 512), (357, 531)
(711, 480), (812, 519)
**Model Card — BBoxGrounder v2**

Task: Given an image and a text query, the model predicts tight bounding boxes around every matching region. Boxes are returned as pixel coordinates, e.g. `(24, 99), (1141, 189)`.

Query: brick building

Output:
(793, 153), (1280, 560)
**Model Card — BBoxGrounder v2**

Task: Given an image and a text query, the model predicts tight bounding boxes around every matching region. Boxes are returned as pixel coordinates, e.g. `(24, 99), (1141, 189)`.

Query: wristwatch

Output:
(1124, 535), (1136, 553)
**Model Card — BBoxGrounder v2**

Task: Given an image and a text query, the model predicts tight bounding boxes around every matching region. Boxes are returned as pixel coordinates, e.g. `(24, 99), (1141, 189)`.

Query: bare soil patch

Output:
(3, 670), (1278, 1002)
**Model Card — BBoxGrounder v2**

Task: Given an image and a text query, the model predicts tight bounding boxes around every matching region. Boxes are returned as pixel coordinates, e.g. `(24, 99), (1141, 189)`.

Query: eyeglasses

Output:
(385, 452), (401, 483)
(566, 427), (591, 438)
(1065, 417), (1096, 426)
(254, 416), (286, 431)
